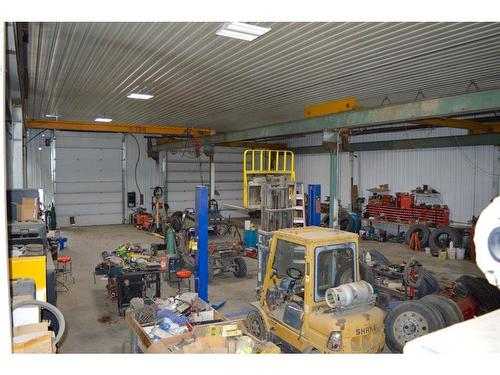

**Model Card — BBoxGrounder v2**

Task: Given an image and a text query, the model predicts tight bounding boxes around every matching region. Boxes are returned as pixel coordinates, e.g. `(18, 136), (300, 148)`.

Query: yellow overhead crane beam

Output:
(216, 141), (287, 150)
(304, 97), (500, 134)
(24, 119), (216, 137)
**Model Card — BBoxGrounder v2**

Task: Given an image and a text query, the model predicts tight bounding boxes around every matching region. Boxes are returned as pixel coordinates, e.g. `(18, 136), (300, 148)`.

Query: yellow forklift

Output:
(245, 226), (385, 353)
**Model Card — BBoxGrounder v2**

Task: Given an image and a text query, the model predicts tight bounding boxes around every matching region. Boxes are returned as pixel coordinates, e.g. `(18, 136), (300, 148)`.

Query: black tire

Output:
(369, 250), (391, 266)
(429, 227), (461, 254)
(416, 271), (439, 298)
(359, 262), (375, 286)
(340, 215), (355, 232)
(456, 275), (493, 313)
(421, 295), (462, 326)
(245, 309), (269, 341)
(474, 277), (500, 311)
(232, 257), (248, 278)
(384, 300), (444, 353)
(419, 300), (446, 329)
(405, 224), (430, 247)
(170, 216), (183, 232)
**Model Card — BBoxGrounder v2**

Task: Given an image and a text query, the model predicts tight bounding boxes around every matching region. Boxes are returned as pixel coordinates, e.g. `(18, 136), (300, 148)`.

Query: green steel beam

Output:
(153, 89), (500, 152)
(329, 150), (338, 228)
(292, 133), (500, 154)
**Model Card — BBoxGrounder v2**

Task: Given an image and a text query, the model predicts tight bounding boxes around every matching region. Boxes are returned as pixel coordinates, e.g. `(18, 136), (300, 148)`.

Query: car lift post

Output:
(195, 185), (209, 302)
(307, 184), (321, 226)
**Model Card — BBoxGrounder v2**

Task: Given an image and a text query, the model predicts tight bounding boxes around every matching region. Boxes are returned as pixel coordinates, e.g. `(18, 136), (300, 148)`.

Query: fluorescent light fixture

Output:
(95, 117), (112, 123)
(45, 114), (60, 118)
(216, 22), (271, 41)
(127, 93), (154, 100)
(38, 146), (42, 151)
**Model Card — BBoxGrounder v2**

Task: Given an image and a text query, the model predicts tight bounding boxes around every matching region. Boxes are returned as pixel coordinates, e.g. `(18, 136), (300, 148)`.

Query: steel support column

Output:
(195, 185), (209, 302)
(325, 130), (340, 228)
(494, 146), (500, 197)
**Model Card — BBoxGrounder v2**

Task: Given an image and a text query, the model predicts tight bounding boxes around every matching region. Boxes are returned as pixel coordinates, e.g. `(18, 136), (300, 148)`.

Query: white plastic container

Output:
(456, 247), (465, 260)
(447, 247), (456, 260)
(425, 247), (431, 255)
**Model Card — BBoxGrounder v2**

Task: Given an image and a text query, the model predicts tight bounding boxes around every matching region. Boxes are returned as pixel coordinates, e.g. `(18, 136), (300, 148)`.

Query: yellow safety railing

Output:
(243, 149), (295, 208)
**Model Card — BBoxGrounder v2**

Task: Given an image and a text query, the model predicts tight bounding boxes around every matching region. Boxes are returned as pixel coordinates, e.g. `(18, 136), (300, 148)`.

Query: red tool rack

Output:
(365, 204), (450, 226)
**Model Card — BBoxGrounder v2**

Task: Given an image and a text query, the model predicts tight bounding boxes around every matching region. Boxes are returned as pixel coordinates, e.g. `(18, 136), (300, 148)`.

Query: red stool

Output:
(57, 256), (75, 285)
(175, 269), (192, 293)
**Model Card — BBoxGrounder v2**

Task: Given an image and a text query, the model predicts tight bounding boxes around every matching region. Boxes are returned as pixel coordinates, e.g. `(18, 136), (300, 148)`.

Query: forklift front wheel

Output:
(245, 309), (269, 341)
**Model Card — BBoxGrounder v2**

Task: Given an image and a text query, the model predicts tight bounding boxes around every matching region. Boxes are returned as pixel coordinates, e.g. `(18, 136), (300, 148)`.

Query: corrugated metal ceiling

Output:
(26, 22), (500, 132)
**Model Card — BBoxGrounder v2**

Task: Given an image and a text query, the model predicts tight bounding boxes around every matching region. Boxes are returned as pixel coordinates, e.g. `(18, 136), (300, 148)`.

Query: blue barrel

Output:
(244, 229), (258, 248)
(59, 237), (68, 250)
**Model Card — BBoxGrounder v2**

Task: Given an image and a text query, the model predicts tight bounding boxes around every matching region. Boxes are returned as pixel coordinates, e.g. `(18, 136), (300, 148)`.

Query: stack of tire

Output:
(405, 224), (462, 256)
(384, 294), (464, 353)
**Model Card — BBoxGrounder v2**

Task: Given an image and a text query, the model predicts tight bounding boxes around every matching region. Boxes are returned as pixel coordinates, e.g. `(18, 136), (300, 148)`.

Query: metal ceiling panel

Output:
(26, 22), (500, 132)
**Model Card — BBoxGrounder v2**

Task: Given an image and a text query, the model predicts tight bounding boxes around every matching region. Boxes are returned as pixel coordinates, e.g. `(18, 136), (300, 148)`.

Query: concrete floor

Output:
(54, 224), (483, 353)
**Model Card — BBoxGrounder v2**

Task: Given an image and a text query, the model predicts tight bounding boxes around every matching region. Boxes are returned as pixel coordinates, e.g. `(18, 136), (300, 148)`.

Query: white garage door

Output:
(54, 131), (124, 227)
(165, 147), (245, 218)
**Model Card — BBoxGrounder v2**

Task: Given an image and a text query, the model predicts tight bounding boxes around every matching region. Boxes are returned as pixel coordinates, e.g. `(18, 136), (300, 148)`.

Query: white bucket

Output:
(447, 247), (456, 260)
(456, 247), (465, 260)
(425, 247), (431, 255)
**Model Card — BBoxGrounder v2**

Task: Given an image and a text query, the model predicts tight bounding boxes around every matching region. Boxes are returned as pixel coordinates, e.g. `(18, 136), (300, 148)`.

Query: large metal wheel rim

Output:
(393, 311), (429, 345)
(247, 311), (266, 340)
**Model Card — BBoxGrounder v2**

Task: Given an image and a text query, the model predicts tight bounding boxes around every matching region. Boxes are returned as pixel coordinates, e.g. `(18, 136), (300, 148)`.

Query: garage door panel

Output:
(167, 162), (209, 172)
(57, 202), (122, 216)
(55, 133), (124, 226)
(167, 154), (209, 163)
(56, 133), (122, 149)
(56, 148), (122, 161)
(56, 181), (122, 193)
(55, 192), (122, 205)
(58, 214), (122, 227)
(167, 172), (210, 182)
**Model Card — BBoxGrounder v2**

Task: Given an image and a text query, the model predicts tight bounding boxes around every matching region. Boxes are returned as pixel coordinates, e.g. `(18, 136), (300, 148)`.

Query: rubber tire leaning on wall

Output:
(384, 300), (444, 353)
(421, 294), (462, 326)
(404, 224), (431, 247)
(428, 226), (461, 255)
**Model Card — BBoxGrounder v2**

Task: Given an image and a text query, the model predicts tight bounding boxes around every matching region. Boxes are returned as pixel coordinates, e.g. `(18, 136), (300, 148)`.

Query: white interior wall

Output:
(294, 128), (498, 223)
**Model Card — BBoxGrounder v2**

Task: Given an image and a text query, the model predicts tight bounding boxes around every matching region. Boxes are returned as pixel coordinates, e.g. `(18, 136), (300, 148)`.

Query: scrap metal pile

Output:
(360, 250), (500, 353)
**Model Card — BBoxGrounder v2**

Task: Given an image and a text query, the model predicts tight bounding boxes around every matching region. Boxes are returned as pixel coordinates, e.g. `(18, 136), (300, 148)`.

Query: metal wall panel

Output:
(294, 130), (496, 223)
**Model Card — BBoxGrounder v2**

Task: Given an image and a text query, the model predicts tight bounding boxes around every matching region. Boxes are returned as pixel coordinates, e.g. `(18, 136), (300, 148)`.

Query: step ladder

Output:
(293, 182), (306, 227)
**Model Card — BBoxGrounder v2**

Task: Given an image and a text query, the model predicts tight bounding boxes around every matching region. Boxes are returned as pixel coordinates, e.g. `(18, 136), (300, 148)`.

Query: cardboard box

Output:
(12, 322), (56, 354)
(13, 197), (39, 221)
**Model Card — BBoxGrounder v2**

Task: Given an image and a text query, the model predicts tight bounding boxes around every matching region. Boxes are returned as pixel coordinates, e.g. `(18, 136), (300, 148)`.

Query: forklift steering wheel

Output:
(286, 267), (303, 280)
